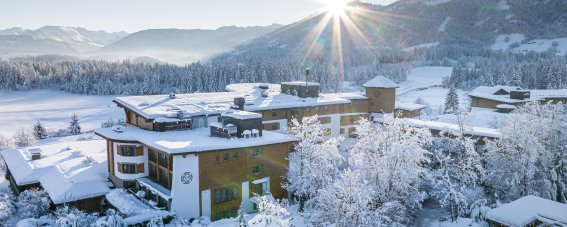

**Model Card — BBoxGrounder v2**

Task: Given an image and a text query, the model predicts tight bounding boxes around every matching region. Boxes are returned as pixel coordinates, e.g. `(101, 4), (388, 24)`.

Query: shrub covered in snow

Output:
(248, 196), (291, 227)
(33, 120), (48, 140)
(16, 188), (51, 219)
(13, 128), (37, 148)
(95, 209), (123, 227)
(0, 192), (15, 226)
(54, 205), (98, 227)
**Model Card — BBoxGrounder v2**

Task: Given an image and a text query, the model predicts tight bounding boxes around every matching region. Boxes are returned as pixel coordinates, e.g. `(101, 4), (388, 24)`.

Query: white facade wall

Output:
(170, 154), (200, 219)
(113, 142), (148, 180)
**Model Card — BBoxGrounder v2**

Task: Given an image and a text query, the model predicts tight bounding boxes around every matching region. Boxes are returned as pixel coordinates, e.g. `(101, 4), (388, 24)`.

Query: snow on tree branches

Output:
(68, 113), (81, 135)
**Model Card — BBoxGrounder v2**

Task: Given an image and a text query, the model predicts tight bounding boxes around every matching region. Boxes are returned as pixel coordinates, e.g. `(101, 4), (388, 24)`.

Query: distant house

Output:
(1, 140), (110, 212)
(395, 102), (426, 119)
(486, 195), (567, 227)
(469, 86), (567, 110)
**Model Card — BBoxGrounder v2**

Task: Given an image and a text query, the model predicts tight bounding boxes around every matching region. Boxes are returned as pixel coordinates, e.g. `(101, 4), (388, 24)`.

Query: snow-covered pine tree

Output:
(33, 120), (48, 140)
(68, 113), (81, 135)
(237, 202), (247, 227)
(444, 86), (459, 114)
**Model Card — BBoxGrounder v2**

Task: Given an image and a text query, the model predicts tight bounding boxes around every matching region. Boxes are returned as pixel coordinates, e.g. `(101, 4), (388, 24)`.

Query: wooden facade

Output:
(396, 109), (422, 119)
(198, 142), (293, 220)
(366, 87), (396, 113)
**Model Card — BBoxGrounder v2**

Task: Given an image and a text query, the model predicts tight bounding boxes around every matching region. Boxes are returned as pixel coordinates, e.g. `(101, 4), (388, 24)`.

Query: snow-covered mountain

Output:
(216, 0), (567, 63)
(0, 26), (129, 55)
(95, 25), (282, 64)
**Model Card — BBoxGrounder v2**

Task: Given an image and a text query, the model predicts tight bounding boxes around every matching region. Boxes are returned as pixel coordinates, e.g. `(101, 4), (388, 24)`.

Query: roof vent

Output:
(29, 148), (42, 160)
(112, 125), (123, 133)
(176, 110), (185, 119)
(259, 84), (269, 89)
(234, 97), (245, 110)
(169, 92), (176, 99)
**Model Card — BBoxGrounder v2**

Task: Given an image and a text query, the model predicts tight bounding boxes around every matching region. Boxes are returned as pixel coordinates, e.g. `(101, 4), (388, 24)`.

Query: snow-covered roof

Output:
(496, 104), (516, 109)
(469, 86), (567, 103)
(471, 86), (521, 95)
(95, 126), (295, 155)
(105, 189), (171, 225)
(372, 114), (500, 138)
(362, 76), (399, 88)
(221, 111), (262, 120)
(1, 140), (109, 204)
(486, 195), (567, 226)
(115, 83), (364, 120)
(395, 102), (426, 111)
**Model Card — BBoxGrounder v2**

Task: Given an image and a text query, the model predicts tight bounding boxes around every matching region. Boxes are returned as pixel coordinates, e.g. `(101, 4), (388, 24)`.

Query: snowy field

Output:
(0, 90), (122, 138)
(490, 33), (567, 56)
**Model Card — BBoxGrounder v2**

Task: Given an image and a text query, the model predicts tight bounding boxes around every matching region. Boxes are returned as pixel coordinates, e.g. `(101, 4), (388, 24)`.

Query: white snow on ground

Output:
(438, 17), (451, 32)
(490, 34), (526, 51)
(420, 0), (453, 6)
(436, 107), (508, 129)
(497, 0), (510, 10)
(512, 37), (567, 56)
(0, 90), (122, 138)
(397, 66), (453, 95)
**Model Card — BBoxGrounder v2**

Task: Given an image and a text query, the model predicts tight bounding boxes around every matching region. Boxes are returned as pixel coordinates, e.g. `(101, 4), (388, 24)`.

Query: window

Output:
(120, 146), (136, 156)
(121, 163), (136, 174)
(149, 163), (157, 179)
(214, 187), (237, 204)
(213, 154), (220, 163)
(158, 153), (168, 168)
(252, 148), (263, 157)
(215, 209), (238, 220)
(232, 152), (239, 160)
(252, 165), (264, 174)
(319, 117), (331, 124)
(271, 111), (278, 117)
(158, 168), (169, 186)
(223, 153), (229, 162)
(272, 124), (280, 130)
(123, 181), (136, 189)
(148, 149), (157, 162)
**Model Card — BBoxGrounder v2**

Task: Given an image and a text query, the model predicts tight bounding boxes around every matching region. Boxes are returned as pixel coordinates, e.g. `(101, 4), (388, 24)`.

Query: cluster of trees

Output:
(0, 114), (84, 150)
(284, 101), (566, 226)
(438, 48), (567, 90)
(484, 102), (567, 203)
(0, 55), (409, 95)
(285, 115), (484, 226)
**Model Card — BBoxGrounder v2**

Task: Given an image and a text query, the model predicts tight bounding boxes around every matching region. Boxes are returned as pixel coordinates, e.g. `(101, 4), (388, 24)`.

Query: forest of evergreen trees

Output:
(0, 44), (565, 96)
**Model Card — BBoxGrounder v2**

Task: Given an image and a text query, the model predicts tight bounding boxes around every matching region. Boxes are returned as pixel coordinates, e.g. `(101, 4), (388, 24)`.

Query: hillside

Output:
(95, 25), (283, 64)
(0, 26), (128, 53)
(218, 0), (567, 64)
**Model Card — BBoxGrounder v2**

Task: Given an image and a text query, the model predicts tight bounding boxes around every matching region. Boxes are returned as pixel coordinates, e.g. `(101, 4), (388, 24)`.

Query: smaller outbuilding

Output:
(1, 140), (110, 212)
(486, 195), (567, 227)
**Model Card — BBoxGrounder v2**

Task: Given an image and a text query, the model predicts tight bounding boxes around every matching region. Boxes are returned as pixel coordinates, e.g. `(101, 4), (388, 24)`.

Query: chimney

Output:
(234, 97), (245, 110)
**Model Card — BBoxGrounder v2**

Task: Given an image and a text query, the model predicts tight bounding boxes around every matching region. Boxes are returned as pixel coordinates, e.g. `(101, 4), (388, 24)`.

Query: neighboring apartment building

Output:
(469, 86), (567, 110)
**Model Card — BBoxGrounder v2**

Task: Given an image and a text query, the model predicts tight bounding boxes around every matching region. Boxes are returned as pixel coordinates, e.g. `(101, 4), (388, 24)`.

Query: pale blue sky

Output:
(0, 0), (396, 33)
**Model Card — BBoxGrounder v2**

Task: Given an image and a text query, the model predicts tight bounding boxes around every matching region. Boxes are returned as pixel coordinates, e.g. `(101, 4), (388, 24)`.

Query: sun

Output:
(323, 0), (352, 15)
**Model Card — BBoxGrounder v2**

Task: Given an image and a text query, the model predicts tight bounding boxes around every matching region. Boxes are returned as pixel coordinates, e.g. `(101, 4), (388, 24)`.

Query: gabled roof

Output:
(362, 76), (399, 88)
(1, 140), (110, 204)
(470, 86), (521, 95)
